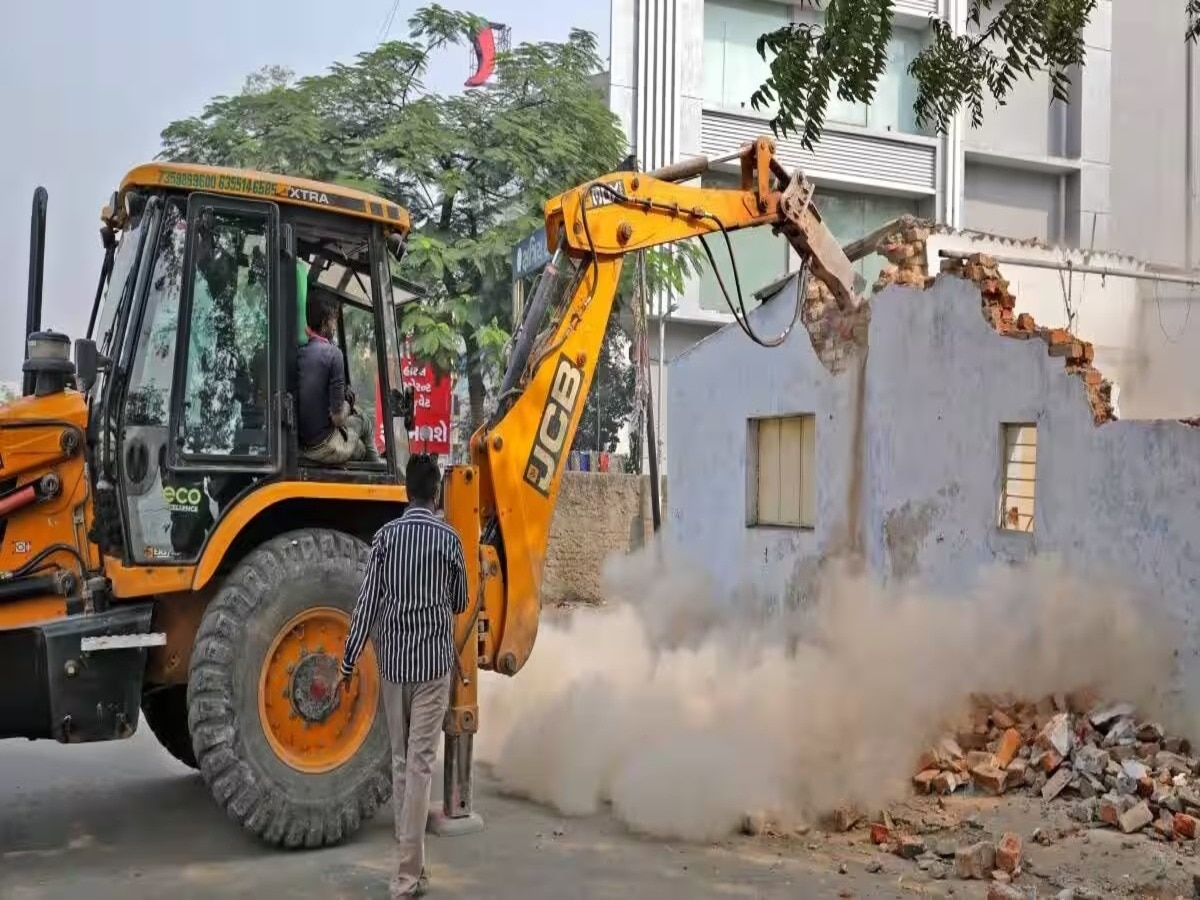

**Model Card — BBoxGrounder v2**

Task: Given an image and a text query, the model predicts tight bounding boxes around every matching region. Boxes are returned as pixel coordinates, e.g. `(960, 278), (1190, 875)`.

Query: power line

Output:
(377, 0), (401, 43)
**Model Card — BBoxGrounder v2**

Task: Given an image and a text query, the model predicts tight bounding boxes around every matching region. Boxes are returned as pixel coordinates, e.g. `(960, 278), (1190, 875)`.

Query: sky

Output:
(0, 0), (609, 381)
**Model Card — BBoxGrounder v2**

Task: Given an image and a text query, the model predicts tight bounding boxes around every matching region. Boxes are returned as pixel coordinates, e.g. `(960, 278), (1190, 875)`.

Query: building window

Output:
(703, 0), (789, 113)
(999, 423), (1037, 532)
(748, 414), (816, 528)
(702, 0), (931, 136)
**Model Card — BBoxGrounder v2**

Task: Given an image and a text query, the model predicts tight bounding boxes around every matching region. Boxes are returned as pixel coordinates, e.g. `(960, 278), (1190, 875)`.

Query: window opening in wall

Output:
(748, 414), (816, 528)
(999, 423), (1037, 532)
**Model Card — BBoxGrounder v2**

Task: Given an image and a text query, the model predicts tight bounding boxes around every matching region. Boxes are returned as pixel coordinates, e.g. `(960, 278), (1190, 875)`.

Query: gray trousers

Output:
(382, 673), (451, 898)
(301, 405), (379, 465)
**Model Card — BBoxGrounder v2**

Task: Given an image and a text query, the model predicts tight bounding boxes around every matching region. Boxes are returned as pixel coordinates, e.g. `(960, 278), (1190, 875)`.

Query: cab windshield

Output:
(91, 211), (148, 356)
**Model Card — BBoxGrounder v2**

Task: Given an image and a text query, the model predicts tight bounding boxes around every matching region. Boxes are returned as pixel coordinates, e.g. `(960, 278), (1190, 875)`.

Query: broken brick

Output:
(972, 764), (1009, 796)
(1037, 713), (1073, 757)
(994, 729), (1023, 769)
(989, 708), (1015, 730)
(1045, 327), (1071, 346)
(1175, 813), (1200, 839)
(1099, 793), (1135, 826)
(932, 771), (962, 795)
(966, 750), (994, 769)
(1014, 313), (1035, 332)
(1074, 744), (1110, 777)
(870, 823), (891, 845)
(912, 770), (938, 794)
(1118, 801), (1154, 834)
(1042, 768), (1074, 801)
(1038, 749), (1065, 774)
(955, 841), (995, 880)
(994, 832), (1022, 874)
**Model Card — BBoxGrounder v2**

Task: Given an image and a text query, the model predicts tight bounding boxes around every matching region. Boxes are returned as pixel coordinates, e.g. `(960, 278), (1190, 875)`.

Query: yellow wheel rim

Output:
(257, 606), (379, 774)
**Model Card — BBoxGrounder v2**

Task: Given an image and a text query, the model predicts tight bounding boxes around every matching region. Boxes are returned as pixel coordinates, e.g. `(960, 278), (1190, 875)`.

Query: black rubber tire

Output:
(142, 685), (199, 769)
(187, 528), (392, 848)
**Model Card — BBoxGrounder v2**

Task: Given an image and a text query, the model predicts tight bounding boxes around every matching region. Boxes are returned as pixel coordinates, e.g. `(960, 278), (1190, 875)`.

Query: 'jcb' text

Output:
(523, 354), (583, 497)
(586, 179), (626, 209)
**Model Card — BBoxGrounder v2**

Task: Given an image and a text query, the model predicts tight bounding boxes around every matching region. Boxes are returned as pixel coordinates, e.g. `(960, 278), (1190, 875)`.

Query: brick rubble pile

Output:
(843, 693), (1198, 895)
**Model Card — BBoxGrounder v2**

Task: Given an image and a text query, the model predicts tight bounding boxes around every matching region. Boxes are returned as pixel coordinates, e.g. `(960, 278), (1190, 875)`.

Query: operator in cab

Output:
(297, 293), (379, 464)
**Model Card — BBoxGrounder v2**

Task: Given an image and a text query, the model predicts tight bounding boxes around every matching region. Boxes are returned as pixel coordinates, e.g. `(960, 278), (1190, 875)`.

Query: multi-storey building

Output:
(605, 0), (1199, 471)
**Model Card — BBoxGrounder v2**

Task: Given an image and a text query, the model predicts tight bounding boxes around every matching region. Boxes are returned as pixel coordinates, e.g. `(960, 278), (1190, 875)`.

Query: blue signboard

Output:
(512, 226), (552, 281)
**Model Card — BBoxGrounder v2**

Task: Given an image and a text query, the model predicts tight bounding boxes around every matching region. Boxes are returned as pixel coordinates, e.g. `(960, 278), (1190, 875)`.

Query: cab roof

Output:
(118, 162), (411, 231)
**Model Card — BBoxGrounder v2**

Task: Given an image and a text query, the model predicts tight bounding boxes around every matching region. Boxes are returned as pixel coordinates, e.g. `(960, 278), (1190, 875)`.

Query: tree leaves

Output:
(751, 0), (895, 150)
(157, 7), (686, 431)
(757, 0), (1197, 146)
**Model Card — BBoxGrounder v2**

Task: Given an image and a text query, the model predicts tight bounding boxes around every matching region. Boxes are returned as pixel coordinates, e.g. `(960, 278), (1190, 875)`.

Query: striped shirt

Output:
(340, 506), (469, 684)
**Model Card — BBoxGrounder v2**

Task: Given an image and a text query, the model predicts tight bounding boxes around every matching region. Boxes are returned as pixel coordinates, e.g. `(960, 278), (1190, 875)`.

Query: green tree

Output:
(571, 318), (635, 455)
(753, 1), (1200, 150)
(159, 5), (696, 431)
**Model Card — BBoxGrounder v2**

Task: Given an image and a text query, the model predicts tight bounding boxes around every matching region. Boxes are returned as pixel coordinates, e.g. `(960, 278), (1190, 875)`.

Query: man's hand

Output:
(337, 662), (354, 694)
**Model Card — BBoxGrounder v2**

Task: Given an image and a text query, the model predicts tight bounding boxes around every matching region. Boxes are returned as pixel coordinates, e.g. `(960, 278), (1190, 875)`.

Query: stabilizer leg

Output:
(431, 465), (485, 837)
(428, 732), (484, 835)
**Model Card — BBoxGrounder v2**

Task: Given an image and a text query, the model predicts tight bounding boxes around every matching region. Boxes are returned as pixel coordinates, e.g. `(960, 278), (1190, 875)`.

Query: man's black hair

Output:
(306, 293), (338, 333)
(406, 453), (441, 505)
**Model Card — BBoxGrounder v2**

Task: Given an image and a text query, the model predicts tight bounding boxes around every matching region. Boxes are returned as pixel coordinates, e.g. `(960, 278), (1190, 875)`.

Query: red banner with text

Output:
(374, 357), (453, 456)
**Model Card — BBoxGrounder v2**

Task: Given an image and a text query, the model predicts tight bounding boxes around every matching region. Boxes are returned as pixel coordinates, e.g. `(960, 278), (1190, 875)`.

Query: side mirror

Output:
(387, 231), (407, 262)
(74, 338), (99, 393)
(390, 385), (416, 432)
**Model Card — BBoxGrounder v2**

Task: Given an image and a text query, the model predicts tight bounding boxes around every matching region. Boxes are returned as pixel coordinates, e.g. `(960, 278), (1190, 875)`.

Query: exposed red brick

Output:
(971, 764), (1009, 796)
(1174, 812), (1199, 839)
(932, 252), (1116, 426)
(913, 769), (938, 794)
(995, 832), (1022, 874)
(994, 728), (1023, 769)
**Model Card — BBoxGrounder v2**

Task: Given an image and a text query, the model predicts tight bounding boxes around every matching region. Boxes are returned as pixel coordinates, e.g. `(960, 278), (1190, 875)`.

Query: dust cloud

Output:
(475, 546), (1185, 842)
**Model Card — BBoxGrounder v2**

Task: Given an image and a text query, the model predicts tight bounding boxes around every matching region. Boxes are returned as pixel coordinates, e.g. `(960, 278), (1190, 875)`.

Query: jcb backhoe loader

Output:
(0, 136), (859, 848)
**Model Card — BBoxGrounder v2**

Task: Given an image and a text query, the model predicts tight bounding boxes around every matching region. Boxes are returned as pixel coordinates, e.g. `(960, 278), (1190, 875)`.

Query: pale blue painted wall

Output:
(667, 277), (1200, 656)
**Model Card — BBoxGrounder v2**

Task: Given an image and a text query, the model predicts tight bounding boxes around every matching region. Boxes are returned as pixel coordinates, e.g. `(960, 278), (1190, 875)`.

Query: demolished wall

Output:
(666, 237), (1200, 667)
(918, 226), (1200, 419)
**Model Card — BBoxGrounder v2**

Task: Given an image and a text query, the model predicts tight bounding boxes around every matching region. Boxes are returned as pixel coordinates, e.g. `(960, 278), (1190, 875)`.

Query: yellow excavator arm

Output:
(435, 136), (861, 825)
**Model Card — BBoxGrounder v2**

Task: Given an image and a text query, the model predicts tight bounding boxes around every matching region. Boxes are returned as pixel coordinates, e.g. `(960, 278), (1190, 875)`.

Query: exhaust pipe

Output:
(24, 187), (48, 397)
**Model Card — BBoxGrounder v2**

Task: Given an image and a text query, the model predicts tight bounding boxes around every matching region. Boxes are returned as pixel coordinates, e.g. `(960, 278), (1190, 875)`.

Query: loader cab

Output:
(80, 166), (416, 567)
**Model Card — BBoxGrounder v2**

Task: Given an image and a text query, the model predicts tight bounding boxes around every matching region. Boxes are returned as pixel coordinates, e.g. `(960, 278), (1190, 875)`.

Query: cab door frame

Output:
(165, 193), (283, 477)
(278, 207), (404, 482)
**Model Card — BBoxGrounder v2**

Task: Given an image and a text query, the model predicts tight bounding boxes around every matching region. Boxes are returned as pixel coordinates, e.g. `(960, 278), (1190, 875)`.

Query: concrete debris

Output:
(802, 693), (1200, 890)
(907, 694), (1200, 842)
(954, 841), (995, 880)
(986, 883), (1026, 899)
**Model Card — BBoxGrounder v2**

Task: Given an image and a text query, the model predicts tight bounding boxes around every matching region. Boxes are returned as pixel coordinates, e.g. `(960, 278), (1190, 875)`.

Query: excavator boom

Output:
(546, 136), (858, 311)
(435, 135), (862, 829)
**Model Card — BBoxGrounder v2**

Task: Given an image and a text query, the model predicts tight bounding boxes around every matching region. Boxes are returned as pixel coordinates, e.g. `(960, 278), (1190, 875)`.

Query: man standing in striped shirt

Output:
(340, 453), (468, 899)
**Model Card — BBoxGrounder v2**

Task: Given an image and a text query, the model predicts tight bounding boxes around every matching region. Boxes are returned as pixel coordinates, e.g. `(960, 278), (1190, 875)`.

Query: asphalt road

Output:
(0, 729), (907, 900)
